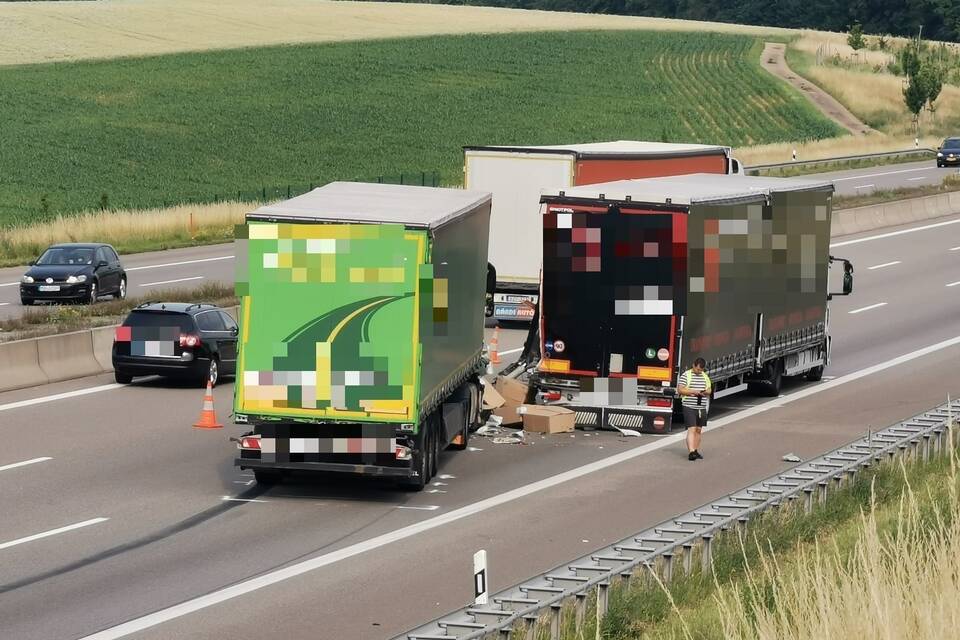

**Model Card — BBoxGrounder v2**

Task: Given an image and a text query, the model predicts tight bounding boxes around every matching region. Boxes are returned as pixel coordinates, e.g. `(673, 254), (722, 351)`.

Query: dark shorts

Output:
(683, 406), (708, 428)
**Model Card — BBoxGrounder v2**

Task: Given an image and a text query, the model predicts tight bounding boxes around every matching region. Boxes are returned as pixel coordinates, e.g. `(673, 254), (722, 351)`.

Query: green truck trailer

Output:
(233, 182), (492, 490)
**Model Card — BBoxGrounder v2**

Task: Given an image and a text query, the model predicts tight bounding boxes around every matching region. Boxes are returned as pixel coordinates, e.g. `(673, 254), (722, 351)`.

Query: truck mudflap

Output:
(559, 405), (674, 434)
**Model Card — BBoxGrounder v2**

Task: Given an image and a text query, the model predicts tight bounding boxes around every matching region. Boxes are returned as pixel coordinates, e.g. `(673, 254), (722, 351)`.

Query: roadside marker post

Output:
(474, 550), (488, 605)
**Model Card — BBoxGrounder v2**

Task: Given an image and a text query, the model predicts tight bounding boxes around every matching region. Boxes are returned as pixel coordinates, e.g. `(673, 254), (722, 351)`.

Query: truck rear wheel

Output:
(401, 423), (431, 491)
(448, 382), (478, 451)
(749, 359), (783, 397)
(805, 364), (825, 381)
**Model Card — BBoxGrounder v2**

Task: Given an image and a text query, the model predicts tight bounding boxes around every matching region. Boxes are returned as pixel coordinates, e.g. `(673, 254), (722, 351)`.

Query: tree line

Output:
(387, 0), (960, 43)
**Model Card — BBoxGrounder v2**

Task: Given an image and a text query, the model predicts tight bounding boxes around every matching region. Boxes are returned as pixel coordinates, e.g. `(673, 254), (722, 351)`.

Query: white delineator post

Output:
(474, 550), (488, 605)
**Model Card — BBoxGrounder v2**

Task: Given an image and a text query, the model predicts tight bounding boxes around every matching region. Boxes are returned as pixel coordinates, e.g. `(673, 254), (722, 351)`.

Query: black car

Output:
(112, 302), (238, 387)
(937, 137), (960, 167)
(20, 243), (126, 305)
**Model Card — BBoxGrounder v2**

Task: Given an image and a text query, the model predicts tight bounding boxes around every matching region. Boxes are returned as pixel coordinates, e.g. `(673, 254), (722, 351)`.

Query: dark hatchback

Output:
(112, 302), (238, 387)
(21, 243), (126, 305)
(937, 137), (960, 167)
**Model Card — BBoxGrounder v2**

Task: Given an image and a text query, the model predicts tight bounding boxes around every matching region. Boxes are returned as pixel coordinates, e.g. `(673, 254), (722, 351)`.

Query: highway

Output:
(2, 162), (958, 323)
(1, 214), (959, 640)
(813, 159), (958, 196)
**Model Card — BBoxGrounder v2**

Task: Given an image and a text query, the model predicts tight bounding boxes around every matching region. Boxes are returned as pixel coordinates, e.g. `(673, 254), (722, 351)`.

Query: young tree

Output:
(847, 21), (865, 50)
(920, 61), (945, 116)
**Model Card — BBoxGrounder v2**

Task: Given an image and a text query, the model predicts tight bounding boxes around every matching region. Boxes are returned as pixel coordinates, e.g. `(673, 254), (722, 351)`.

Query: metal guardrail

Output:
(396, 398), (959, 640)
(746, 148), (937, 173)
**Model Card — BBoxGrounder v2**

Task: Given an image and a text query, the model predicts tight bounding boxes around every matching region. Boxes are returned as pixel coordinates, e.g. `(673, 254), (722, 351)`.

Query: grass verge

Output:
(834, 173), (960, 209)
(547, 424), (960, 640)
(0, 281), (237, 342)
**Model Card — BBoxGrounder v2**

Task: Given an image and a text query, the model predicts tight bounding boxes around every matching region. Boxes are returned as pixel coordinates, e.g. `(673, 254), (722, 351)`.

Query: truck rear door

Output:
(541, 203), (687, 383)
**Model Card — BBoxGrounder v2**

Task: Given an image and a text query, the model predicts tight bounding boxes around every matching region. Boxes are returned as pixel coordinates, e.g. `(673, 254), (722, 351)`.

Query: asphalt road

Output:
(2, 163), (958, 322)
(814, 159), (960, 196)
(1, 215), (959, 640)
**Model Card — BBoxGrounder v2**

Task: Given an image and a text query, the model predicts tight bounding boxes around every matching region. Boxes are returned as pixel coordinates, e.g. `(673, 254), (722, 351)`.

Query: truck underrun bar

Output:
(395, 398), (960, 640)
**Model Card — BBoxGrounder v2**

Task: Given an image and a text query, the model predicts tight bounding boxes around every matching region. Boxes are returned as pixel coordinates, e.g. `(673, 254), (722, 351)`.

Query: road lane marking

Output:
(867, 261), (901, 270)
(0, 302), (9, 306)
(124, 255), (233, 272)
(75, 334), (960, 640)
(139, 276), (204, 287)
(950, 246), (960, 251)
(831, 218), (960, 248)
(849, 302), (888, 314)
(907, 177), (927, 181)
(499, 347), (523, 356)
(221, 496), (267, 503)
(0, 457), (52, 472)
(947, 281), (960, 287)
(853, 184), (874, 189)
(397, 505), (440, 511)
(0, 384), (122, 413)
(0, 282), (19, 288)
(0, 517), (108, 551)
(831, 167), (934, 181)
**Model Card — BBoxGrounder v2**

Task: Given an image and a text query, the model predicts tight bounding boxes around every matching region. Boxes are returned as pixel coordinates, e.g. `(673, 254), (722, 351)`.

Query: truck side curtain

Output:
(234, 222), (437, 422)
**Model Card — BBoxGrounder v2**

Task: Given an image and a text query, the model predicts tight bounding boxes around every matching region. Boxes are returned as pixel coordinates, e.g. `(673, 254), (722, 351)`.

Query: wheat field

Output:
(0, 0), (789, 67)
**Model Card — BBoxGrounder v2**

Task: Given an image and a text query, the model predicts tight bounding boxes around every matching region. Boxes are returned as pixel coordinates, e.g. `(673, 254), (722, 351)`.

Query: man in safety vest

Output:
(677, 357), (712, 461)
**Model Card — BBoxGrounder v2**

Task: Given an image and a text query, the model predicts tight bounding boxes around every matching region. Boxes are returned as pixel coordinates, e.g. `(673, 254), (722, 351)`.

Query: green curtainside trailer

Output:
(233, 182), (492, 490)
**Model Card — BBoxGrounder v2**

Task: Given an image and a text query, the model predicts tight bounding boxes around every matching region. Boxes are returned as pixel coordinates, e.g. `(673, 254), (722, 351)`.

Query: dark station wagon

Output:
(112, 302), (238, 387)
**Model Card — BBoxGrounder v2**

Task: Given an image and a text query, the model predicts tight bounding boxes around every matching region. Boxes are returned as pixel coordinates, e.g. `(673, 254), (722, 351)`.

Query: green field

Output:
(0, 30), (842, 227)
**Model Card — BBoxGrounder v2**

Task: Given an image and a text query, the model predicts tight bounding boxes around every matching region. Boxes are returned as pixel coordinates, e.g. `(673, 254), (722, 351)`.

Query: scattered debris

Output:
(611, 426), (642, 438)
(782, 453), (802, 463)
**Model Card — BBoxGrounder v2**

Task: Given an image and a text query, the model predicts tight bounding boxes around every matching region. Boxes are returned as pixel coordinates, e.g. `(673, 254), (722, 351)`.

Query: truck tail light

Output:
(179, 334), (202, 348)
(239, 436), (261, 450)
(647, 397), (673, 408)
(395, 445), (412, 460)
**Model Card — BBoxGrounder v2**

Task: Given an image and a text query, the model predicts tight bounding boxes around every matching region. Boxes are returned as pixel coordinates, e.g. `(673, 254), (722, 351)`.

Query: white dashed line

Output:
(848, 302), (888, 314)
(0, 518), (108, 551)
(397, 505), (440, 511)
(139, 276), (204, 287)
(0, 457), (52, 472)
(832, 167), (933, 181)
(867, 261), (901, 270)
(853, 184), (874, 189)
(947, 281), (960, 288)
(907, 177), (927, 181)
(0, 384), (123, 413)
(221, 496), (267, 503)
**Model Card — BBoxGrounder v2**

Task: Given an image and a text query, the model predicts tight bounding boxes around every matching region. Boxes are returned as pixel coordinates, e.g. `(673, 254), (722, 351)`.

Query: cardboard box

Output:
(518, 405), (575, 434)
(491, 377), (528, 426)
(481, 380), (505, 411)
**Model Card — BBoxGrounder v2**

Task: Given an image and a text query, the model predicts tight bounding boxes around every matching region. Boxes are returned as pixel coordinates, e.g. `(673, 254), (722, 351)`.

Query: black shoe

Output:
(688, 451), (697, 461)
(693, 450), (704, 460)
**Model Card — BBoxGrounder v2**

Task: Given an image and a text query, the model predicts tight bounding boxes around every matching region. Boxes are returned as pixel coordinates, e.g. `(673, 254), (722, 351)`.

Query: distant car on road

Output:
(112, 302), (238, 387)
(20, 243), (126, 306)
(937, 137), (960, 167)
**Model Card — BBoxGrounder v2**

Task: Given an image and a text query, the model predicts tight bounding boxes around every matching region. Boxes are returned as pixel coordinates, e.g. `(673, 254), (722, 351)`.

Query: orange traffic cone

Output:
(193, 379), (223, 429)
(489, 326), (501, 365)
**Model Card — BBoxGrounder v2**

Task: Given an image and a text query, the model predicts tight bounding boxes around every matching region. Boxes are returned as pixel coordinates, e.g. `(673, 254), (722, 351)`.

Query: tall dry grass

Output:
(715, 443), (960, 640)
(0, 201), (249, 266)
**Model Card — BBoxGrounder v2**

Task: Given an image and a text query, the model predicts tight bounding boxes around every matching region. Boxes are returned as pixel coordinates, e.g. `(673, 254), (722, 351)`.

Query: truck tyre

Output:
(749, 359), (783, 397)
(401, 425), (430, 491)
(254, 469), (284, 485)
(449, 382), (477, 451)
(805, 364), (825, 382)
(429, 419), (440, 479)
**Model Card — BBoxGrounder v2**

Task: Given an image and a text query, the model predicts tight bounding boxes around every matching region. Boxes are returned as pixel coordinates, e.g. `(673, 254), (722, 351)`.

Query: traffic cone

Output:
(489, 326), (501, 365)
(193, 379), (223, 429)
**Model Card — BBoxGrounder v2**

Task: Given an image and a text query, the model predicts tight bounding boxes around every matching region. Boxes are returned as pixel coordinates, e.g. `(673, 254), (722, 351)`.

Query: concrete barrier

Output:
(91, 325), (116, 373)
(0, 339), (49, 391)
(832, 191), (960, 237)
(36, 330), (102, 384)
